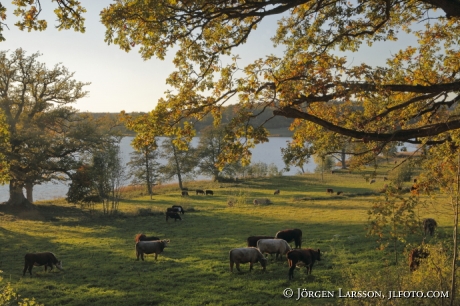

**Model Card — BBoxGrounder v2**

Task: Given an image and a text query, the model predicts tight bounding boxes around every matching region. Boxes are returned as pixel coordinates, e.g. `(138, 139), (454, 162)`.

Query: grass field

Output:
(0, 167), (458, 306)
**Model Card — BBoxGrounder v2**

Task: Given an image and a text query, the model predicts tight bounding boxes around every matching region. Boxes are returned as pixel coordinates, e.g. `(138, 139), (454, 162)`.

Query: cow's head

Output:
(315, 249), (321, 261)
(259, 257), (268, 270)
(161, 239), (170, 247)
(55, 261), (64, 271)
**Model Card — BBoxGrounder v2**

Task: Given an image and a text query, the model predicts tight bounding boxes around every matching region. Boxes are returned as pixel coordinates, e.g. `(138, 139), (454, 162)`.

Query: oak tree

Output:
(0, 48), (98, 207)
(97, 0), (460, 167)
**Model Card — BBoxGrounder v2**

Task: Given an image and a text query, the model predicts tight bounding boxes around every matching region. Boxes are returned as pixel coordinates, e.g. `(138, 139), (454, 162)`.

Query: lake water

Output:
(0, 137), (313, 202)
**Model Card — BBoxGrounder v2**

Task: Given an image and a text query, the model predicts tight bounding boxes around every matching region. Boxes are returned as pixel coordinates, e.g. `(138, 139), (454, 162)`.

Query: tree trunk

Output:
(341, 148), (347, 169)
(25, 182), (34, 203)
(172, 145), (184, 190)
(145, 151), (152, 196)
(6, 179), (32, 207)
(450, 153), (460, 306)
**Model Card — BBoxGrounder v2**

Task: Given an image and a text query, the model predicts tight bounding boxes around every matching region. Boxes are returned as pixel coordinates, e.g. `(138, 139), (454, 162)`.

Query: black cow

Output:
(181, 191), (189, 197)
(172, 205), (185, 214)
(275, 229), (302, 248)
(205, 190), (214, 195)
(166, 211), (182, 222)
(287, 248), (321, 280)
(423, 218), (437, 236)
(23, 252), (63, 276)
(196, 189), (205, 195)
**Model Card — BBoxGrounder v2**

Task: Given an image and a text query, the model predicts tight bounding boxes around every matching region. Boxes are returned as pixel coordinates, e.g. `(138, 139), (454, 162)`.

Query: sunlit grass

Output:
(0, 167), (457, 305)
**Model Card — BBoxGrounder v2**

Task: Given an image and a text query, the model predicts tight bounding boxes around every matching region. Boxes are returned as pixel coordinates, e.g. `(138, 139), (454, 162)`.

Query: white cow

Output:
(257, 238), (292, 259)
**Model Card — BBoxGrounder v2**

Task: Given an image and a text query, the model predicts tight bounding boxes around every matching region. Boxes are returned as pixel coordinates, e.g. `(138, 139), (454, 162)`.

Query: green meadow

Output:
(0, 167), (458, 306)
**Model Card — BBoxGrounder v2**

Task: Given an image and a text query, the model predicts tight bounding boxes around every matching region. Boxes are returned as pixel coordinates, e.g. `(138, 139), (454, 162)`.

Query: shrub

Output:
(389, 161), (414, 188)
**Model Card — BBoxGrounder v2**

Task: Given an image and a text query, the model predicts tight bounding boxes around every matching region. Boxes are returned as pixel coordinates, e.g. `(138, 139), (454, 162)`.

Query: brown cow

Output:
(274, 189), (280, 195)
(326, 188), (333, 194)
(246, 235), (275, 247)
(287, 248), (321, 280)
(23, 252), (63, 276)
(135, 233), (160, 243)
(275, 229), (302, 248)
(409, 247), (429, 272)
(423, 218), (437, 236)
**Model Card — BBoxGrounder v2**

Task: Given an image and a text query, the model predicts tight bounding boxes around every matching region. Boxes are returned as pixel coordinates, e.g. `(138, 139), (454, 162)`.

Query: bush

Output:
(0, 271), (43, 306)
(389, 162), (414, 187)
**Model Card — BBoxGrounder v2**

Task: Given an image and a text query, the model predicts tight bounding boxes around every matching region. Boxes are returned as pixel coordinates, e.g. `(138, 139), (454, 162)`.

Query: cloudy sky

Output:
(1, 1), (417, 114)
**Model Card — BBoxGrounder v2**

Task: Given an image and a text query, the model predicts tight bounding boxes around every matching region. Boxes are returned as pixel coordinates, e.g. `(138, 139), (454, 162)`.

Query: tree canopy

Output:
(98, 0), (460, 166)
(5, 1), (460, 164)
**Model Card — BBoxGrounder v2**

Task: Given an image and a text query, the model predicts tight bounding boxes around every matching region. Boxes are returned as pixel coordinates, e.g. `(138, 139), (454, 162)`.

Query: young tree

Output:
(418, 140), (460, 305)
(67, 138), (126, 214)
(195, 125), (237, 181)
(281, 141), (312, 174)
(92, 139), (126, 214)
(127, 143), (160, 197)
(158, 137), (197, 190)
(367, 187), (420, 264)
(0, 49), (98, 207)
(313, 153), (334, 182)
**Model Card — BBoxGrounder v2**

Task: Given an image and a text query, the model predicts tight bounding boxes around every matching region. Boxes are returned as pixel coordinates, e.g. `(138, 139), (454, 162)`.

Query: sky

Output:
(1, 1), (419, 114)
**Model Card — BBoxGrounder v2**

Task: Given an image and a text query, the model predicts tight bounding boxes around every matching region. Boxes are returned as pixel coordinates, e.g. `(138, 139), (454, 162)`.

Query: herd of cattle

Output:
(181, 188), (214, 197)
(133, 227), (321, 280)
(21, 187), (438, 279)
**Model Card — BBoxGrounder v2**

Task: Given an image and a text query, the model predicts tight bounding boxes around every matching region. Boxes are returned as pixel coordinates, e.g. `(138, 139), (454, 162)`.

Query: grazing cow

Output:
(423, 218), (438, 236)
(167, 207), (180, 214)
(409, 247), (429, 272)
(135, 233), (160, 243)
(253, 198), (271, 205)
(326, 188), (333, 194)
(166, 211), (182, 222)
(136, 240), (170, 261)
(205, 190), (214, 195)
(369, 179), (376, 184)
(336, 191), (343, 195)
(196, 189), (205, 195)
(274, 189), (280, 195)
(275, 229), (303, 249)
(172, 205), (185, 214)
(246, 235), (275, 247)
(229, 247), (267, 272)
(23, 252), (63, 276)
(286, 248), (321, 280)
(257, 239), (292, 259)
(181, 191), (189, 197)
